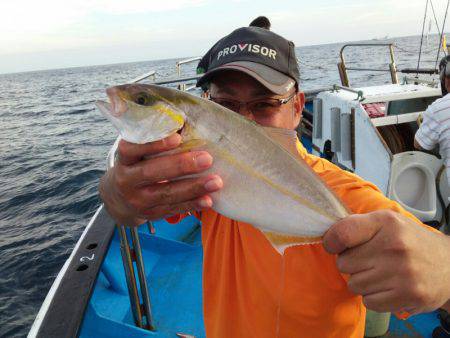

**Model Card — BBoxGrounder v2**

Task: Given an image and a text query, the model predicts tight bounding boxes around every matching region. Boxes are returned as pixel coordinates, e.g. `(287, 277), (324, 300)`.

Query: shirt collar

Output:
(295, 138), (307, 159)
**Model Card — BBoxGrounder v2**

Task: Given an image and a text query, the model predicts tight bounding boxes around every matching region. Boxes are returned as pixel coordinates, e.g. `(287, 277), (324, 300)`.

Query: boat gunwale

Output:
(28, 205), (115, 338)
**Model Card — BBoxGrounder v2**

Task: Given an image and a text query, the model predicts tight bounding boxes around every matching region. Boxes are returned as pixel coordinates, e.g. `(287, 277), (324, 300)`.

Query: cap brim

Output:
(197, 61), (296, 95)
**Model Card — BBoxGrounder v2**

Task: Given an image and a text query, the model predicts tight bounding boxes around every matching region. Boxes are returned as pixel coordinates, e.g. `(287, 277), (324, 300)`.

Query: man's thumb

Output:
(322, 213), (383, 254)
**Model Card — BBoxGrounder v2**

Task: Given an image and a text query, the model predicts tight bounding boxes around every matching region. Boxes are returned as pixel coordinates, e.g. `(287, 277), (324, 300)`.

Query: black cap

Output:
(196, 26), (299, 94)
(439, 55), (450, 77)
(249, 16), (271, 30)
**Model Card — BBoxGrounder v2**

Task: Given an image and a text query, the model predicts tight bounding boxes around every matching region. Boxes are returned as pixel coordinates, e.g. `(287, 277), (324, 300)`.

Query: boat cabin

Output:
(312, 83), (450, 224)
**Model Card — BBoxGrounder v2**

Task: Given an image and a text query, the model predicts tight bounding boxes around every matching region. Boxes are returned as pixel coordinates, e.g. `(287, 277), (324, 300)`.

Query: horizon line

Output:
(0, 32), (444, 76)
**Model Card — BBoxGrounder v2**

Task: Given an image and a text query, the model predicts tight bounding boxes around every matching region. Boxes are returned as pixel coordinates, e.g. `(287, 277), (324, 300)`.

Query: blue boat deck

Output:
(80, 216), (206, 338)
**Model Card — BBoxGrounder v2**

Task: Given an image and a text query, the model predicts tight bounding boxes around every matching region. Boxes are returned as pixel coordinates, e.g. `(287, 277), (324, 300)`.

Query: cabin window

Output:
(386, 96), (440, 115)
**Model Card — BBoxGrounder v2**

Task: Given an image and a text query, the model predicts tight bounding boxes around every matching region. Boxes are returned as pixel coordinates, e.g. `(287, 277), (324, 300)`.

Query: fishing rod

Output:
(434, 0), (450, 69)
(417, 0), (429, 75)
(416, 0), (449, 75)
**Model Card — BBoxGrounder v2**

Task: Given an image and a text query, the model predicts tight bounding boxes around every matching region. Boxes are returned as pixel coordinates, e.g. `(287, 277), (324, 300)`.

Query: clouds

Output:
(1, 0), (449, 74)
(265, 0), (439, 46)
(84, 0), (207, 14)
(0, 0), (208, 54)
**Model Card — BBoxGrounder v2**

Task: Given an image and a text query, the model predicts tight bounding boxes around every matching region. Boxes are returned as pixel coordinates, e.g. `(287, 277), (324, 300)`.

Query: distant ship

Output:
(372, 35), (389, 41)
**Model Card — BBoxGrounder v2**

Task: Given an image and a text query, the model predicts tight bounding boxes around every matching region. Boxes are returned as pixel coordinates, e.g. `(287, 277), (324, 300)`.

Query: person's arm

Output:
(99, 133), (223, 226)
(414, 109), (439, 151)
(414, 138), (424, 150)
(323, 210), (450, 314)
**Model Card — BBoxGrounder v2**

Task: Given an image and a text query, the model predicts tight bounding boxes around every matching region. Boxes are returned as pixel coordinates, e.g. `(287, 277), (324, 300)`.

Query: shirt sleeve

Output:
(415, 106), (440, 150)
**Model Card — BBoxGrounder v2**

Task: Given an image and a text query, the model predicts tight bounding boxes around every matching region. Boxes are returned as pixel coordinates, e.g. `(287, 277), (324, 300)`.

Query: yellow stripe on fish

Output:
(153, 104), (185, 126)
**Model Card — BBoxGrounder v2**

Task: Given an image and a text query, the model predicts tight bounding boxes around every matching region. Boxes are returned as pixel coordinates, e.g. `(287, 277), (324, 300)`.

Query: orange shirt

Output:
(171, 142), (421, 338)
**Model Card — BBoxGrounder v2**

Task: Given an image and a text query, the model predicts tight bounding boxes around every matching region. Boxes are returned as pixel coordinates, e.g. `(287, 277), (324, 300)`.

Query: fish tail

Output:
(262, 231), (323, 255)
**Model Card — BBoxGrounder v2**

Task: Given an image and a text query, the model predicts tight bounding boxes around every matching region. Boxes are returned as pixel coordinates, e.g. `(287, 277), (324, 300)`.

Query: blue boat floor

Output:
(79, 216), (442, 338)
(80, 216), (205, 338)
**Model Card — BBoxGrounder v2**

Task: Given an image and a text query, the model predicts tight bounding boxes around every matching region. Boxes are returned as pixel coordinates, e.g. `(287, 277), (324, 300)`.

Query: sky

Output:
(0, 0), (448, 74)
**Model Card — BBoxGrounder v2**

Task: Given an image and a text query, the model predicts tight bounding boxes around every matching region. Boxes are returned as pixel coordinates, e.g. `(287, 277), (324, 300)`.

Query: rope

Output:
(417, 0), (429, 74)
(394, 44), (436, 55)
(435, 0), (450, 69)
(429, 0), (442, 38)
(397, 44), (439, 55)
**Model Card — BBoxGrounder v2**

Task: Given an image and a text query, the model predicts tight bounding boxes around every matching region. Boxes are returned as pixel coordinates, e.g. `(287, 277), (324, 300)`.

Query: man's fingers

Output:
(323, 211), (392, 254)
(336, 245), (375, 274)
(362, 290), (411, 313)
(126, 150), (213, 185)
(139, 195), (213, 220)
(117, 134), (182, 166)
(136, 175), (223, 208)
(347, 268), (387, 296)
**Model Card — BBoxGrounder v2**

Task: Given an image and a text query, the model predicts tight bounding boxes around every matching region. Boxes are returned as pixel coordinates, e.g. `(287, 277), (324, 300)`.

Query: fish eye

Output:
(135, 92), (150, 105)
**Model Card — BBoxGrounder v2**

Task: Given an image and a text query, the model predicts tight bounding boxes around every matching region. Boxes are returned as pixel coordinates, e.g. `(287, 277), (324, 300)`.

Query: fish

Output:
(96, 83), (349, 254)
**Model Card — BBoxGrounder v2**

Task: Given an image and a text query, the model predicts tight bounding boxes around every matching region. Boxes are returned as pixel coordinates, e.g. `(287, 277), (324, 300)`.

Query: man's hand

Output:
(99, 133), (223, 226)
(323, 210), (450, 314)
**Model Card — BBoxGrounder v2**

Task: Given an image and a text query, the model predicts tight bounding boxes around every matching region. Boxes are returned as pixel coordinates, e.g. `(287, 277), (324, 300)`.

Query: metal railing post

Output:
(389, 44), (399, 84)
(117, 225), (144, 328)
(147, 220), (155, 234)
(117, 225), (155, 330)
(338, 47), (350, 87)
(130, 227), (154, 330)
(175, 57), (202, 91)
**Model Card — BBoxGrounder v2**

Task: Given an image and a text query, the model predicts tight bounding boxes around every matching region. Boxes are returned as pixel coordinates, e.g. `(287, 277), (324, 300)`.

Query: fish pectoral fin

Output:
(145, 138), (208, 159)
(262, 230), (323, 255)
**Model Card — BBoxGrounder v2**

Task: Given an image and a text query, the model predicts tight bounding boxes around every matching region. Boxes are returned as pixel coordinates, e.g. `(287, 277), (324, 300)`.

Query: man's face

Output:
(209, 71), (305, 129)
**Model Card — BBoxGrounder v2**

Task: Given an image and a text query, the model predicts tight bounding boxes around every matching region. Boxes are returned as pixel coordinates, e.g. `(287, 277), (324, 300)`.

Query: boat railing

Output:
(154, 74), (203, 92)
(176, 56), (202, 76)
(172, 56), (203, 91)
(402, 75), (439, 86)
(130, 70), (156, 84)
(332, 84), (365, 101)
(338, 43), (399, 87)
(129, 56), (202, 92)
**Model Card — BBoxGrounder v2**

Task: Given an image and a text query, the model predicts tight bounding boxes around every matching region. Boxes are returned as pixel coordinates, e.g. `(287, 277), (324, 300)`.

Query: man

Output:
(415, 55), (450, 191)
(99, 26), (450, 337)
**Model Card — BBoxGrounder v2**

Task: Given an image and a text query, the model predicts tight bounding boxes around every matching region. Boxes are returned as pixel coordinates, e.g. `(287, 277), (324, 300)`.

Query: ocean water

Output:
(0, 34), (444, 337)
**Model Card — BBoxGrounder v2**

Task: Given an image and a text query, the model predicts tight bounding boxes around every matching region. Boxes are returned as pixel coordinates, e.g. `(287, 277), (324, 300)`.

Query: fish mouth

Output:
(103, 86), (129, 117)
(95, 99), (113, 116)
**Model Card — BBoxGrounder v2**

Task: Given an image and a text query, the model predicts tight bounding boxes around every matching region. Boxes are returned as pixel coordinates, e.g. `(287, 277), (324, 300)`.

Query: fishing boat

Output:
(28, 43), (450, 338)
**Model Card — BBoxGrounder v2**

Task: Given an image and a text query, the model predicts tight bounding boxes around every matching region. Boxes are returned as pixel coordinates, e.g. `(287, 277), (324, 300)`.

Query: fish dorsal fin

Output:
(262, 126), (300, 158)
